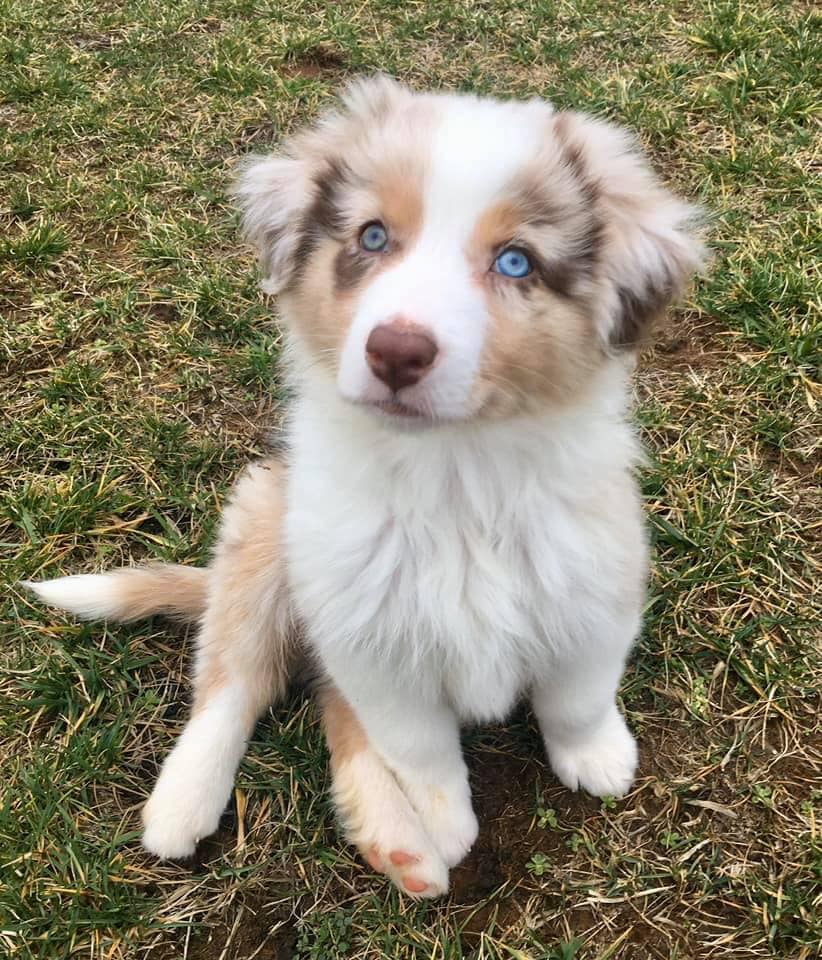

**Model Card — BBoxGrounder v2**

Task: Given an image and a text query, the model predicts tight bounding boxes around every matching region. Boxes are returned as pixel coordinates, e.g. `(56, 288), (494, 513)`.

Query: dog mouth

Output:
(377, 399), (424, 417)
(373, 399), (430, 421)
(354, 397), (437, 425)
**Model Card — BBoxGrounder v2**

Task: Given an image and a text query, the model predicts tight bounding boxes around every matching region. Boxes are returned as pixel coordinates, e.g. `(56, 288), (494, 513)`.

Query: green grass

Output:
(1, 1), (819, 958)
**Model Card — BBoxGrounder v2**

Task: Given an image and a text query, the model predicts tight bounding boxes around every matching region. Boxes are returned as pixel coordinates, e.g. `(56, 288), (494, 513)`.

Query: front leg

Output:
(142, 461), (293, 857)
(532, 641), (638, 798)
(327, 659), (478, 871)
(318, 683), (449, 898)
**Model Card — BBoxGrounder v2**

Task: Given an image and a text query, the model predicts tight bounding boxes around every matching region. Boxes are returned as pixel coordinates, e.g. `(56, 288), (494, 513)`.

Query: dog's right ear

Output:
(232, 154), (315, 295)
(233, 77), (407, 294)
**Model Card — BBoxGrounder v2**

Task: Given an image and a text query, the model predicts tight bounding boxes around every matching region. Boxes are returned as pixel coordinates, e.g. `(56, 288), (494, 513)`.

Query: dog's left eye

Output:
(494, 247), (532, 278)
(359, 221), (389, 252)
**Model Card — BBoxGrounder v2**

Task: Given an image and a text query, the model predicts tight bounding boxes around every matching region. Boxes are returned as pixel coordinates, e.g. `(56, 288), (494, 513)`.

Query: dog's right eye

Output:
(494, 247), (533, 278)
(359, 221), (389, 253)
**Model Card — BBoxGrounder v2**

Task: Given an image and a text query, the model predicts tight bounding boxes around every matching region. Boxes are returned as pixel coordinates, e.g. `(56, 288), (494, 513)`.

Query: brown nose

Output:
(365, 323), (438, 392)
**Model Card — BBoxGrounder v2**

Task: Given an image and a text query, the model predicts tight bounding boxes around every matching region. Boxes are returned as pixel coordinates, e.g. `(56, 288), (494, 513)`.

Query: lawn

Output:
(1, 1), (819, 958)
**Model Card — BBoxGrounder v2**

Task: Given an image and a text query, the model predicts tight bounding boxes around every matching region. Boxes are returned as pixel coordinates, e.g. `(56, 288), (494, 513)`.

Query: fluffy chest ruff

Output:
(284, 377), (648, 723)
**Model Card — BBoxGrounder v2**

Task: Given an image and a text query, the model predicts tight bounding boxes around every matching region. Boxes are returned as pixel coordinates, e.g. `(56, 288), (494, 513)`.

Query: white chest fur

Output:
(283, 373), (648, 723)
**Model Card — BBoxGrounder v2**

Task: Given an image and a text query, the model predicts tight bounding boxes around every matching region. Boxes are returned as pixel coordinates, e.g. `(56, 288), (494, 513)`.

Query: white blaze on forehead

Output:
(423, 95), (549, 238)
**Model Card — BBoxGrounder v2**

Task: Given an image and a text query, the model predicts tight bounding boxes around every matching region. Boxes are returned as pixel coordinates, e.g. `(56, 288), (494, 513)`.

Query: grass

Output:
(1, 0), (819, 957)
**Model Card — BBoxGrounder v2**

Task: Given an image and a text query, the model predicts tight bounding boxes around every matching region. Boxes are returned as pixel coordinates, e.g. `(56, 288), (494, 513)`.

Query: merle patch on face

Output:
(291, 158), (355, 286)
(334, 243), (375, 290)
(612, 277), (674, 348)
(479, 164), (603, 304)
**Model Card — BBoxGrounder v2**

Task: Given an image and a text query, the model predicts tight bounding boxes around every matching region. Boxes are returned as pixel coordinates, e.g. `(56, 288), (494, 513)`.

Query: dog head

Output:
(235, 76), (705, 424)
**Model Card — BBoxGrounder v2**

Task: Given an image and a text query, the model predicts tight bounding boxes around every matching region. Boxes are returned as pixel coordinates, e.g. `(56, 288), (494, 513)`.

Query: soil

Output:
(281, 44), (348, 80)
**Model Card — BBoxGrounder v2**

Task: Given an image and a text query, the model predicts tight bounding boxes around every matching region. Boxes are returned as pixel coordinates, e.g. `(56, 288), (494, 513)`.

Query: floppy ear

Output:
(554, 113), (707, 349)
(231, 154), (315, 295)
(232, 76), (409, 296)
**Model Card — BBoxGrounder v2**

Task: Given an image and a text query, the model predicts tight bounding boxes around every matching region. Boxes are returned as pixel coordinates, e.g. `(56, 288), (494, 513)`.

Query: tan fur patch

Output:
(374, 165), (425, 241)
(473, 290), (600, 417)
(316, 683), (374, 853)
(467, 184), (603, 417)
(317, 683), (369, 770)
(192, 660), (228, 717)
(287, 243), (353, 370)
(108, 564), (209, 622)
(190, 458), (294, 727)
(288, 153), (427, 374)
(472, 200), (522, 256)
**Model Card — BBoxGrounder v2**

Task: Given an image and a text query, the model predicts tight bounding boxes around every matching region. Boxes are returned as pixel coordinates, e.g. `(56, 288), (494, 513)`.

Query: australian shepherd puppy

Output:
(25, 76), (705, 898)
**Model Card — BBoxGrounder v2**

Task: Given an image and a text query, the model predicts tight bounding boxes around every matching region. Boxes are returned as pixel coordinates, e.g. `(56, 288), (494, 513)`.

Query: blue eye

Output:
(494, 247), (532, 278)
(359, 221), (389, 252)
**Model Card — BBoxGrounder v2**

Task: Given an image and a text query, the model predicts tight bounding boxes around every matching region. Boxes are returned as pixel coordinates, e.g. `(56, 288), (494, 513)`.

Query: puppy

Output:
(25, 76), (705, 898)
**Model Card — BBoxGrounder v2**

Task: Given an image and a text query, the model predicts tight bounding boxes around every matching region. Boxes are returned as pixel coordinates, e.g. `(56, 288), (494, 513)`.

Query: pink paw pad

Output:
(403, 876), (429, 894)
(389, 850), (420, 867)
(359, 844), (441, 897)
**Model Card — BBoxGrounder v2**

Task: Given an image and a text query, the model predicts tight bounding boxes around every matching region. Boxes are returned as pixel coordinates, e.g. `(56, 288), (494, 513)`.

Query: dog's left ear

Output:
(554, 113), (707, 349)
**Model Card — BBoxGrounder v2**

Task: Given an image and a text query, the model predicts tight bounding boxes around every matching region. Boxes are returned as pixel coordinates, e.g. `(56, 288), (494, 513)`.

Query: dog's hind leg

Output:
(141, 459), (295, 858)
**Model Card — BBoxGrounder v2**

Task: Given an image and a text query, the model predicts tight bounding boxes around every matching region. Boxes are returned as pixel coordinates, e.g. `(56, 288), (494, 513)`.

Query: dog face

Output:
(235, 77), (704, 423)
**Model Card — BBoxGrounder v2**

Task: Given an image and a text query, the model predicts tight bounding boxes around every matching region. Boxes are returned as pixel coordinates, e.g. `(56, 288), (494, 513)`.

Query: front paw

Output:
(142, 801), (202, 859)
(401, 773), (479, 868)
(333, 751), (450, 898)
(141, 760), (230, 859)
(546, 709), (638, 798)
